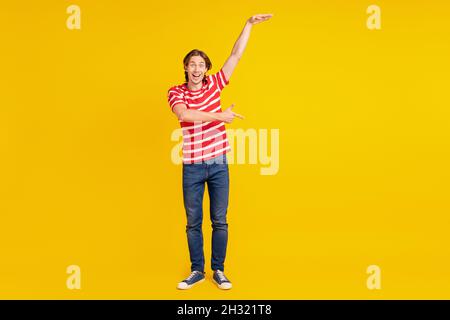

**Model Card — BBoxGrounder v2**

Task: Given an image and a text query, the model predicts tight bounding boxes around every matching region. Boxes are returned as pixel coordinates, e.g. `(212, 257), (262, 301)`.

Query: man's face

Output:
(185, 56), (207, 85)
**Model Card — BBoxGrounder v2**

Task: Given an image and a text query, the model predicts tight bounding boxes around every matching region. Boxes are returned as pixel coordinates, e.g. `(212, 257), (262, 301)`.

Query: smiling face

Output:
(184, 55), (207, 86)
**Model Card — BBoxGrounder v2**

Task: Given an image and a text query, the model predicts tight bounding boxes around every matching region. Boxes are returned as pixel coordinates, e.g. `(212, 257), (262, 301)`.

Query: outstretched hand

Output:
(248, 14), (273, 25)
(221, 104), (245, 124)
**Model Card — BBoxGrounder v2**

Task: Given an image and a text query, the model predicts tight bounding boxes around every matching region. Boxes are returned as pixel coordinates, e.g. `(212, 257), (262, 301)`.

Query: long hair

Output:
(183, 49), (212, 84)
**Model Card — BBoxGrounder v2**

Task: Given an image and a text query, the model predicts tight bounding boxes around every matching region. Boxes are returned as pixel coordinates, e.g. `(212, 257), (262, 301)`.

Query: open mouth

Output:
(192, 74), (202, 79)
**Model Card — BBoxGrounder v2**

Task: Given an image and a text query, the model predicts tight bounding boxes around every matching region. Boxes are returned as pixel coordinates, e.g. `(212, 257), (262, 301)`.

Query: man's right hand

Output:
(220, 104), (245, 124)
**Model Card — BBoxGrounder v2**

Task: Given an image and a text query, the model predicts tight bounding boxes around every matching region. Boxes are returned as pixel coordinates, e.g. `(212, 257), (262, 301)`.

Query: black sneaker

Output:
(212, 270), (232, 290)
(177, 271), (205, 290)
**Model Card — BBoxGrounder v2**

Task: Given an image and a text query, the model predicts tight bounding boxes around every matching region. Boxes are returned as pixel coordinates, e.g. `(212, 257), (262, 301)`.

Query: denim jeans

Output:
(182, 153), (229, 273)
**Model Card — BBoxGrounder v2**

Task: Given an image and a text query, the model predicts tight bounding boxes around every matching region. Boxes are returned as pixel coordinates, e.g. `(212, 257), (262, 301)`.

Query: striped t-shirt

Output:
(167, 68), (231, 164)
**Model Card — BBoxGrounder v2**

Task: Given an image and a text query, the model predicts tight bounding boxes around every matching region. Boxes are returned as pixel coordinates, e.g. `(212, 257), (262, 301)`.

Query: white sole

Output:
(213, 277), (232, 290)
(177, 278), (205, 290)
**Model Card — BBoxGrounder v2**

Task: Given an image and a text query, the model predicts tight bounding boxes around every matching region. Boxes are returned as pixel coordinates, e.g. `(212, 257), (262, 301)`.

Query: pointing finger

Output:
(233, 112), (245, 120)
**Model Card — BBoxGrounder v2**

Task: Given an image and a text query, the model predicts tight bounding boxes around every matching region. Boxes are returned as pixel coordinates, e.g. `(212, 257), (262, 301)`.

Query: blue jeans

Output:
(182, 154), (229, 273)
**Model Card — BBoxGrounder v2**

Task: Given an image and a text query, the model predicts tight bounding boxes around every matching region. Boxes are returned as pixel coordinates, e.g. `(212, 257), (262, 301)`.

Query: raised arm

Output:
(222, 14), (273, 82)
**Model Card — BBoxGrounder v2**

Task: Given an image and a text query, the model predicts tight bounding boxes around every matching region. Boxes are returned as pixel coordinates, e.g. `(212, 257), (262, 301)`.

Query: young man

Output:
(167, 14), (273, 290)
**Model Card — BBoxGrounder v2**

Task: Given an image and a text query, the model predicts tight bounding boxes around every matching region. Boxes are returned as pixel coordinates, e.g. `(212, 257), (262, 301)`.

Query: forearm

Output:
(230, 21), (253, 58)
(180, 109), (223, 122)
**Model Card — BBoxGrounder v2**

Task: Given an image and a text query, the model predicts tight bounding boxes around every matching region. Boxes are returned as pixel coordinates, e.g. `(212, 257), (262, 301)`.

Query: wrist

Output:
(215, 113), (224, 121)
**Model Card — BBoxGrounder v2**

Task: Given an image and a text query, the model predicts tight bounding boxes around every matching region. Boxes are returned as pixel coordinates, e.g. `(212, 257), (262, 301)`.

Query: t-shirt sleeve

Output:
(167, 87), (185, 112)
(212, 68), (230, 92)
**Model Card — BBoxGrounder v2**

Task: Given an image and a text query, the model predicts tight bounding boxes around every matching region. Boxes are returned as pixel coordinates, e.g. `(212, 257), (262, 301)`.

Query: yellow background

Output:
(1, 0), (449, 299)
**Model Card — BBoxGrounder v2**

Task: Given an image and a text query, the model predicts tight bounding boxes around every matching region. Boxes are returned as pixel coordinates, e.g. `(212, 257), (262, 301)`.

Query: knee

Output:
(211, 221), (228, 231)
(185, 207), (203, 230)
(186, 220), (202, 232)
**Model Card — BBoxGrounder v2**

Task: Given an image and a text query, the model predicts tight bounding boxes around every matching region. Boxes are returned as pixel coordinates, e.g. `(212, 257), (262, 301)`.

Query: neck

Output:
(187, 80), (203, 91)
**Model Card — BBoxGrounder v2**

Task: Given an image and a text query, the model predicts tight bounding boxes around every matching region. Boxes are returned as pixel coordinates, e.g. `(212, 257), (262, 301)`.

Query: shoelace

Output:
(216, 271), (228, 282)
(185, 271), (200, 281)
